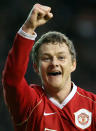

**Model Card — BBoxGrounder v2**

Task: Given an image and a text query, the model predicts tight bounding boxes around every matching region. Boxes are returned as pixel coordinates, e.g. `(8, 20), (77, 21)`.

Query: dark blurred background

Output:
(0, 0), (96, 130)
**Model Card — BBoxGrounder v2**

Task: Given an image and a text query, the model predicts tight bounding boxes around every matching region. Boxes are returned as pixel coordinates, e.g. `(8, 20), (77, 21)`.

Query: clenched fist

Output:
(22, 3), (53, 35)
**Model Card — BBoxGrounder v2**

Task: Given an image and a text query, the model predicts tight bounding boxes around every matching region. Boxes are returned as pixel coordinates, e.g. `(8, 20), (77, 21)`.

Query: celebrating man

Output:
(2, 3), (96, 131)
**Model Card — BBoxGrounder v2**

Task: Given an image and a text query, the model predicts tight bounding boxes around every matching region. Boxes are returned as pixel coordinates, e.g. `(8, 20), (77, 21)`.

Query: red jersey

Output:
(2, 33), (96, 131)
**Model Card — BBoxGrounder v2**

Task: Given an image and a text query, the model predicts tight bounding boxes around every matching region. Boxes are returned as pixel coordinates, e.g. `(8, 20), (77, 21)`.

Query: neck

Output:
(44, 79), (72, 104)
(53, 82), (72, 104)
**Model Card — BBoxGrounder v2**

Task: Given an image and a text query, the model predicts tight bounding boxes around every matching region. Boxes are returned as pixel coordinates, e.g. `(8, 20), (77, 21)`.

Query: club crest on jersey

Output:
(74, 109), (92, 129)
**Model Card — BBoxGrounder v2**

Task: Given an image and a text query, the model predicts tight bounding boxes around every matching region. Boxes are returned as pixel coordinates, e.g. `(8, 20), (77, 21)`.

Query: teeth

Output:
(48, 72), (61, 76)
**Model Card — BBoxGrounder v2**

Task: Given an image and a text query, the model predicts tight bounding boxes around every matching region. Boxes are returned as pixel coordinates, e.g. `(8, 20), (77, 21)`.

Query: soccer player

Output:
(2, 3), (96, 131)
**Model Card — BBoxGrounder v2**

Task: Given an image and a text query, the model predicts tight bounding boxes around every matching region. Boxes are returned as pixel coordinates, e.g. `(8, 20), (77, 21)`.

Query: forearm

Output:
(2, 32), (36, 87)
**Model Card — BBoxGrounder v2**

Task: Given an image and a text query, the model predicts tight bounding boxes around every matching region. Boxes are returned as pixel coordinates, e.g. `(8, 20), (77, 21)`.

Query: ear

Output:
(71, 59), (76, 73)
(33, 63), (39, 74)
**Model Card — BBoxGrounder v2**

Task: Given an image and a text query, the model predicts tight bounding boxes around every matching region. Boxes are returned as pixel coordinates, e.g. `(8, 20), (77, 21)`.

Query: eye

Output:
(58, 56), (65, 60)
(41, 57), (51, 62)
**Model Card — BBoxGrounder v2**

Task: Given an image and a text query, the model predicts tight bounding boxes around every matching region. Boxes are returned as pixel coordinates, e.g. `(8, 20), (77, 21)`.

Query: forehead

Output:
(38, 42), (70, 55)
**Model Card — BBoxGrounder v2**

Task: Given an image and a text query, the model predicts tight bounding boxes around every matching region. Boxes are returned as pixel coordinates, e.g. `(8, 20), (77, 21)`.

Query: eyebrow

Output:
(40, 52), (66, 57)
(39, 53), (51, 57)
(57, 52), (66, 55)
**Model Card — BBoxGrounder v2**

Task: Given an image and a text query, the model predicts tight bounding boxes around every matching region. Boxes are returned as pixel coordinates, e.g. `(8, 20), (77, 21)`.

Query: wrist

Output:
(18, 27), (37, 40)
(22, 22), (36, 35)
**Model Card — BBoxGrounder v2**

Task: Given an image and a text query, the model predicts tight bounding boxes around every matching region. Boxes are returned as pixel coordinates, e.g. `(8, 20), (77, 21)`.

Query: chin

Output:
(48, 82), (62, 89)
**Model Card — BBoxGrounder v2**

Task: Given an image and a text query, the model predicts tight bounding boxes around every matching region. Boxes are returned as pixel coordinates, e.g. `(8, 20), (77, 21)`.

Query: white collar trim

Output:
(48, 82), (77, 109)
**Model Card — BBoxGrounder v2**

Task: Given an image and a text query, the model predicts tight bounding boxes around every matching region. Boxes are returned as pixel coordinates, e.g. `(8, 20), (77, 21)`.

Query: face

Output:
(34, 42), (76, 92)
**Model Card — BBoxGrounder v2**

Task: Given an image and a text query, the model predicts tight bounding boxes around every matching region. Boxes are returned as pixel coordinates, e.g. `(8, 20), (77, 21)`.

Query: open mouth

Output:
(47, 71), (62, 76)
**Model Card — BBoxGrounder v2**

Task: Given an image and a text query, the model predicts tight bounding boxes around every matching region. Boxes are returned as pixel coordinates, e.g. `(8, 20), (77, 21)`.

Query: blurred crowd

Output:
(0, 0), (96, 130)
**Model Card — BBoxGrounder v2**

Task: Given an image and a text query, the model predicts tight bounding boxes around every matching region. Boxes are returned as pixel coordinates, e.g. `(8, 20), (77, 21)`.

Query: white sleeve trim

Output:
(18, 27), (37, 40)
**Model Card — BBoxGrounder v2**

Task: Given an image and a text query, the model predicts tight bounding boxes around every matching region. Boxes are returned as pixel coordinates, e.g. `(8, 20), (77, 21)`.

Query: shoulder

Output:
(77, 87), (96, 103)
(30, 84), (44, 97)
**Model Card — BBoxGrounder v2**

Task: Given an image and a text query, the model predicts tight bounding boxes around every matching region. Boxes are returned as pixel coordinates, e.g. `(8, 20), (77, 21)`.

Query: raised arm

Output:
(2, 3), (53, 94)
(2, 3), (53, 124)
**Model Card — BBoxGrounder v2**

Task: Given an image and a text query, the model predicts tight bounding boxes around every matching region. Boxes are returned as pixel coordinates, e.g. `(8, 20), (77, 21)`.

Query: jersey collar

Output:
(47, 82), (77, 109)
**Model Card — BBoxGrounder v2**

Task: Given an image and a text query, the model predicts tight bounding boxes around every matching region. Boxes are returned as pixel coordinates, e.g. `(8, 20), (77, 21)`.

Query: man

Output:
(2, 3), (96, 131)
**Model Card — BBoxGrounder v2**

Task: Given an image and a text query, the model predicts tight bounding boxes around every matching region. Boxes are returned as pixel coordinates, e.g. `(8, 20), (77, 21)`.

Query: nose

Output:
(50, 57), (59, 67)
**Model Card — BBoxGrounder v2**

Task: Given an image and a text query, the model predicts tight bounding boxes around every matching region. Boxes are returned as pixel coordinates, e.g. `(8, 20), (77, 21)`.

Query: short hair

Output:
(32, 31), (76, 65)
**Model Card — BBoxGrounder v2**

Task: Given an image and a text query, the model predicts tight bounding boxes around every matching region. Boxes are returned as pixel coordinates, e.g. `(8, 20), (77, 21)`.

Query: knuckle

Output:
(34, 3), (40, 8)
(48, 7), (51, 10)
(33, 3), (41, 11)
(49, 7), (51, 11)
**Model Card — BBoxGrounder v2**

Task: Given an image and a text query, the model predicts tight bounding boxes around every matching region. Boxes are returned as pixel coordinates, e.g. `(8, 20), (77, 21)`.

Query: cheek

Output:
(38, 62), (48, 75)
(61, 62), (73, 73)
